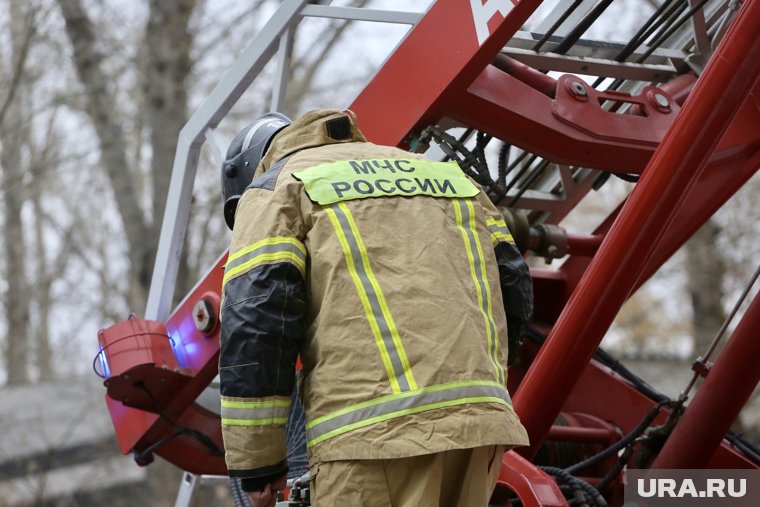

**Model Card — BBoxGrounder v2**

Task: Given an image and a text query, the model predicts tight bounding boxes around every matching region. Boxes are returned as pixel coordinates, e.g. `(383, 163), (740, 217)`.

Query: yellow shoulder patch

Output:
(292, 158), (480, 205)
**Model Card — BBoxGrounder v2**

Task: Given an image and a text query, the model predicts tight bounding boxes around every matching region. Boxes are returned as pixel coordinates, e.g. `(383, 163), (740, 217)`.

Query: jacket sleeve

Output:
(219, 166), (307, 489)
(477, 193), (534, 348)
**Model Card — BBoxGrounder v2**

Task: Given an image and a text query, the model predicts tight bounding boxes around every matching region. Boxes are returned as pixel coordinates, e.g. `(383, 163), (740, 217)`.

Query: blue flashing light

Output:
(97, 346), (111, 378)
(168, 328), (187, 368)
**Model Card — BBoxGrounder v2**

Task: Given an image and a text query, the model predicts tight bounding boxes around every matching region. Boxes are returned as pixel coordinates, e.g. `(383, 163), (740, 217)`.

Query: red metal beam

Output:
(652, 292), (760, 469)
(350, 0), (545, 147)
(452, 67), (680, 172)
(511, 0), (760, 458)
(547, 425), (617, 444)
(493, 451), (567, 507)
(105, 255), (227, 474)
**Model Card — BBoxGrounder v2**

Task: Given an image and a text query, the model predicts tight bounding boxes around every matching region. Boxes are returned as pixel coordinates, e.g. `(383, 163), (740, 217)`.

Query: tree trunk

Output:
(142, 0), (198, 302)
(1, 0), (34, 386)
(686, 218), (727, 354)
(56, 0), (151, 311)
(32, 191), (53, 381)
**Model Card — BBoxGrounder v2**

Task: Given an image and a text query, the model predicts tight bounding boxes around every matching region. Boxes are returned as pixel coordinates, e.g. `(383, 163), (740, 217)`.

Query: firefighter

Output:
(219, 109), (532, 507)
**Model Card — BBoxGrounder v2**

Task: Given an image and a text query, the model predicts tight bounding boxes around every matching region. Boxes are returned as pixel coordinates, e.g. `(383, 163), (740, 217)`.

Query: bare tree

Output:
(685, 218), (727, 354)
(1, 1), (36, 386)
(56, 0), (199, 312)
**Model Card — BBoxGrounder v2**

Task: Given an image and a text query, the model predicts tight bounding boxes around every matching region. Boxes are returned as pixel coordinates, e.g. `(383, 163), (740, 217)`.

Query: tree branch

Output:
(56, 0), (150, 291)
(0, 7), (35, 129)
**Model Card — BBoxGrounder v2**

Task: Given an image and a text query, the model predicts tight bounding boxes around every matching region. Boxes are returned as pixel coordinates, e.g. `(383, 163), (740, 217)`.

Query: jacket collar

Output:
(258, 109), (367, 173)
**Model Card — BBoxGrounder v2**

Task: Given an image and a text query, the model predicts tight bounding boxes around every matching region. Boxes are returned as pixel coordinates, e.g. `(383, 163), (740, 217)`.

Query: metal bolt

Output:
(654, 93), (670, 108)
(193, 298), (216, 334)
(571, 81), (587, 97)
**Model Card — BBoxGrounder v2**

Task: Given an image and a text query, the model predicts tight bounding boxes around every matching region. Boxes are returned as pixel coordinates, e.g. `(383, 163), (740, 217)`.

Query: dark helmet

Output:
(222, 112), (291, 229)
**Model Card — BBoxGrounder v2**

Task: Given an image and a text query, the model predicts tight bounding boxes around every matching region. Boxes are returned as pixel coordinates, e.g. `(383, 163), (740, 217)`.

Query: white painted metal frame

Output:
(144, 2), (422, 321)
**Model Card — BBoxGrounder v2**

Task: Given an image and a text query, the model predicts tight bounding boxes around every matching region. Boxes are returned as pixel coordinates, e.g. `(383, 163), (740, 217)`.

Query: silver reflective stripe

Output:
(221, 404), (290, 422)
(226, 241), (306, 272)
(330, 204), (412, 392)
(488, 222), (511, 237)
(455, 200), (504, 385)
(306, 382), (512, 447)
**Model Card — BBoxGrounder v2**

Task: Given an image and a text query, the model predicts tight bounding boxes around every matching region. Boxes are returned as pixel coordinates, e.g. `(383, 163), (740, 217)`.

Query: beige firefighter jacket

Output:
(219, 109), (531, 486)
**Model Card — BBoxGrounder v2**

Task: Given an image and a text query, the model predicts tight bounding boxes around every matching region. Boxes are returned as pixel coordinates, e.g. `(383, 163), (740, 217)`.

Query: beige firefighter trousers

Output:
(310, 445), (506, 507)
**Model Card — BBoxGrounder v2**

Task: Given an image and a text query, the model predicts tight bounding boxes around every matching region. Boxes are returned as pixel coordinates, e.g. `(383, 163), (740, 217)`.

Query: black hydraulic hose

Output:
(527, 328), (760, 468)
(498, 142), (511, 187)
(553, 0), (615, 55)
(592, 346), (669, 404)
(475, 132), (493, 182)
(566, 401), (668, 475)
(541, 466), (608, 507)
(230, 477), (252, 507)
(441, 128), (474, 162)
(595, 446), (634, 492)
(526, 327), (669, 404)
(533, 0), (584, 52)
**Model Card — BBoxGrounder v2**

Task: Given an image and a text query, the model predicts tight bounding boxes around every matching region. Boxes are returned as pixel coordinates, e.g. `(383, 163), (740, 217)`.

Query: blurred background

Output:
(0, 0), (757, 505)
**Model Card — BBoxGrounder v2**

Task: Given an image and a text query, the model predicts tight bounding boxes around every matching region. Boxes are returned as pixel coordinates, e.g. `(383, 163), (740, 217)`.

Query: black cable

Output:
(595, 446), (634, 492)
(566, 401), (667, 475)
(526, 327), (760, 469)
(474, 131), (493, 182)
(602, 0), (690, 90)
(553, 0), (615, 55)
(636, 0), (711, 63)
(590, 0), (681, 89)
(644, 1), (689, 55)
(591, 346), (669, 404)
(507, 159), (551, 207)
(526, 327), (669, 404)
(541, 466), (608, 507)
(725, 431), (760, 466)
(497, 143), (510, 187)
(230, 477), (252, 507)
(503, 151), (533, 193)
(533, 0), (584, 52)
(613, 0), (682, 63)
(441, 128), (473, 162)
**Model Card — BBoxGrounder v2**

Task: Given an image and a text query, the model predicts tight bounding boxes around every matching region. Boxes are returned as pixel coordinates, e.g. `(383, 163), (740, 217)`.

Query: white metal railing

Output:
(145, 1), (422, 322)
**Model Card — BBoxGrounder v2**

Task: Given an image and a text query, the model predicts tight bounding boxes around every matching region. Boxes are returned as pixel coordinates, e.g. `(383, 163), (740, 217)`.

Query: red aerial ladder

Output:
(95, 1), (760, 505)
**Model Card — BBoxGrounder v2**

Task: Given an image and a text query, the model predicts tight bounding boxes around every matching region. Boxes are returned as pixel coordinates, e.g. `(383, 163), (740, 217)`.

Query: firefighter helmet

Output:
(222, 112), (291, 229)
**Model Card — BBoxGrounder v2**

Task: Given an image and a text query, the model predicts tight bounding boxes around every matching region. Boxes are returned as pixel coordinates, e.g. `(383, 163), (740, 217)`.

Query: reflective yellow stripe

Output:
(222, 417), (288, 426)
(223, 237), (306, 286)
(325, 203), (417, 393)
(338, 202), (417, 391)
(486, 217), (515, 246)
(454, 200), (505, 385)
(221, 399), (291, 409)
(325, 206), (402, 393)
(305, 380), (513, 447)
(220, 397), (291, 426)
(469, 201), (503, 383)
